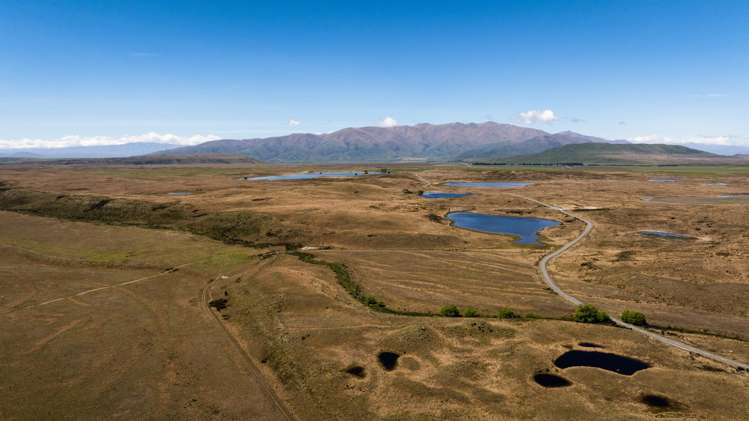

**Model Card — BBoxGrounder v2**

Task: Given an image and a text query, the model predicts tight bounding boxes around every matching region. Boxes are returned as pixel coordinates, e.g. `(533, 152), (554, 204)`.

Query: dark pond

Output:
(447, 212), (559, 246)
(553, 350), (650, 375)
(578, 342), (604, 348)
(649, 178), (678, 183)
(533, 373), (572, 388)
(343, 365), (366, 378)
(377, 352), (400, 371)
(446, 181), (529, 188)
(168, 191), (193, 196)
(640, 230), (693, 240)
(420, 191), (470, 199)
(640, 394), (673, 408)
(246, 171), (370, 181)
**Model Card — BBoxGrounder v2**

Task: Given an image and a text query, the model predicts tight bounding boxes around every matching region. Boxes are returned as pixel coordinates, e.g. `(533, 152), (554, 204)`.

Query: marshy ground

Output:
(0, 163), (747, 419)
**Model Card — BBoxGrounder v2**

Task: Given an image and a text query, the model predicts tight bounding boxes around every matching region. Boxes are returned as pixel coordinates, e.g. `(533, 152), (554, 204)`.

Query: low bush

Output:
(573, 304), (609, 323)
(363, 295), (386, 308)
(497, 308), (518, 319)
(462, 307), (479, 317)
(440, 305), (461, 317)
(208, 297), (228, 311)
(427, 213), (442, 222)
(621, 310), (647, 326)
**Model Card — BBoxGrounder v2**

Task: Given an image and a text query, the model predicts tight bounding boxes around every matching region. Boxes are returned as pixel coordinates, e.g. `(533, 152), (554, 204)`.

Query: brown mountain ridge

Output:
(162, 122), (616, 163)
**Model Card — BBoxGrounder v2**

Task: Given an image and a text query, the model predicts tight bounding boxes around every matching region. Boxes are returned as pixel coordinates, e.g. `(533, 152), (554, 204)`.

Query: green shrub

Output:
(427, 213), (442, 222)
(524, 313), (541, 319)
(497, 308), (518, 319)
(440, 305), (461, 317)
(462, 307), (479, 317)
(621, 310), (647, 326)
(573, 304), (609, 323)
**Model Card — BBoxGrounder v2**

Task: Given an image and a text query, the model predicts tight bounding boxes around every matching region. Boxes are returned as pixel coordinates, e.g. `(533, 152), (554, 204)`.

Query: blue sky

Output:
(0, 0), (747, 148)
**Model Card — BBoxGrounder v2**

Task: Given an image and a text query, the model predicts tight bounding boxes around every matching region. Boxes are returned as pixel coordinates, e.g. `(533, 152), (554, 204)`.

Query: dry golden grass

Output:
(1, 163), (748, 419)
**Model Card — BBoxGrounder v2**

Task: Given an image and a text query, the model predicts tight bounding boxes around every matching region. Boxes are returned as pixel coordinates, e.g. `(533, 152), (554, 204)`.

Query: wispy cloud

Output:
(630, 134), (742, 146)
(631, 134), (674, 143)
(692, 135), (731, 145)
(288, 119), (301, 127)
(519, 109), (557, 124)
(0, 132), (220, 149)
(381, 116), (398, 127)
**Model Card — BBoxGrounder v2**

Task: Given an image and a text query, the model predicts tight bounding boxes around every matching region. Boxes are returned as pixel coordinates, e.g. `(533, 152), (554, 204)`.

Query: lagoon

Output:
(447, 212), (559, 246)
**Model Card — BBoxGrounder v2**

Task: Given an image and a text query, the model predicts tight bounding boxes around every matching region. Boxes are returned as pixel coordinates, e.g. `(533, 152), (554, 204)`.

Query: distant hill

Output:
(457, 131), (620, 161)
(0, 154), (258, 166)
(492, 143), (742, 165)
(681, 143), (749, 156)
(0, 142), (181, 159)
(162, 122), (614, 162)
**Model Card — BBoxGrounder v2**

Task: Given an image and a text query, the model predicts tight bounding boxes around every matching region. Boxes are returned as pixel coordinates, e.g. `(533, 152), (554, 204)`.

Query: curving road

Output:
(513, 193), (749, 371)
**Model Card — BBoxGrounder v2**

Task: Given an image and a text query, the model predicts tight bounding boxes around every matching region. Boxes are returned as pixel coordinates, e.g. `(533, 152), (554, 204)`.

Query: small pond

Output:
(246, 171), (371, 181)
(446, 212), (559, 246)
(343, 365), (366, 378)
(649, 178), (678, 183)
(553, 350), (650, 375)
(168, 191), (193, 196)
(640, 394), (681, 410)
(378, 352), (400, 371)
(420, 191), (470, 199)
(578, 342), (604, 348)
(446, 181), (529, 188)
(640, 230), (693, 240)
(533, 373), (572, 388)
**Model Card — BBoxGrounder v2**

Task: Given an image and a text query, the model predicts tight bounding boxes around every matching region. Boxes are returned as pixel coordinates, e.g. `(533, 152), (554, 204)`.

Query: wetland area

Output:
(1, 163), (748, 420)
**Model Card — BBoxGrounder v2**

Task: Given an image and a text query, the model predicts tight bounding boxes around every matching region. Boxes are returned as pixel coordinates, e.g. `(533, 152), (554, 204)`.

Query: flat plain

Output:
(1, 163), (748, 420)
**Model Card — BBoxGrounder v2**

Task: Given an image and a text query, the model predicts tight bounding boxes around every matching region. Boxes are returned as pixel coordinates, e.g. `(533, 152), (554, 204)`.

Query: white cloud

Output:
(288, 119), (301, 127)
(631, 134), (674, 143)
(692, 135), (731, 145)
(381, 116), (398, 127)
(631, 134), (736, 146)
(0, 132), (221, 149)
(519, 109), (557, 124)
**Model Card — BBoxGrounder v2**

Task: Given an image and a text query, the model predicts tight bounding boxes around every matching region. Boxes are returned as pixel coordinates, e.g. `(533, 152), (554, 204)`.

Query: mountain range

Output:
(2, 123), (746, 163)
(0, 142), (180, 159)
(162, 122), (626, 162)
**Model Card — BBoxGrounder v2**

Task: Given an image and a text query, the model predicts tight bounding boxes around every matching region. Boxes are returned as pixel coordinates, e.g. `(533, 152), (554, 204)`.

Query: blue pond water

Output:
(554, 350), (650, 375)
(446, 181), (529, 188)
(640, 230), (693, 240)
(447, 212), (559, 246)
(420, 191), (470, 199)
(246, 171), (368, 181)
